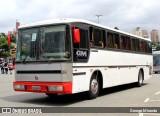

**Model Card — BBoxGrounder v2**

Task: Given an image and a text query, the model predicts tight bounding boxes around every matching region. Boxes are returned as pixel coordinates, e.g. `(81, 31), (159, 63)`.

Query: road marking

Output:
(144, 98), (150, 102)
(155, 91), (160, 95)
(144, 98), (160, 102)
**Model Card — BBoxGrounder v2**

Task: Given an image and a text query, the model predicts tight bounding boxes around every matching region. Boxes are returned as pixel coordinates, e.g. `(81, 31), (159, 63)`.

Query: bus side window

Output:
(99, 41), (104, 48)
(91, 28), (104, 48)
(131, 38), (136, 51)
(89, 27), (94, 48)
(90, 27), (95, 48)
(107, 32), (114, 48)
(74, 27), (89, 49)
(126, 36), (131, 50)
(114, 33), (120, 49)
(135, 39), (140, 52)
(147, 42), (152, 53)
(120, 35), (126, 50)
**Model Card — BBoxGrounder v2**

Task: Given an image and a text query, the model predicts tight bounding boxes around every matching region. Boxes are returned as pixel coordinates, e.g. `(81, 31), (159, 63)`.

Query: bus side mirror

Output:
(8, 32), (11, 46)
(73, 29), (80, 43)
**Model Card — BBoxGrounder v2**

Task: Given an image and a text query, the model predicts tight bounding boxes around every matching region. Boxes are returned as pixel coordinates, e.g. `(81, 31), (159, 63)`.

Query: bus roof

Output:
(19, 18), (151, 42)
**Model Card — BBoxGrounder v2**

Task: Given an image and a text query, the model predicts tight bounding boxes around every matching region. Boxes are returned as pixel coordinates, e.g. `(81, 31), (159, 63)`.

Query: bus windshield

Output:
(16, 25), (71, 62)
(153, 54), (160, 65)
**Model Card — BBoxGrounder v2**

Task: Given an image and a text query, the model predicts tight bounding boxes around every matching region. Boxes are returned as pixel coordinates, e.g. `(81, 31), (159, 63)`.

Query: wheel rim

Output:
(91, 78), (99, 94)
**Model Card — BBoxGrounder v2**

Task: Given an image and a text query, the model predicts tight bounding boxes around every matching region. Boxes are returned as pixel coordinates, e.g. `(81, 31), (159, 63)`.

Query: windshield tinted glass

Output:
(16, 25), (71, 62)
(153, 54), (160, 65)
(40, 25), (70, 61)
(16, 28), (38, 62)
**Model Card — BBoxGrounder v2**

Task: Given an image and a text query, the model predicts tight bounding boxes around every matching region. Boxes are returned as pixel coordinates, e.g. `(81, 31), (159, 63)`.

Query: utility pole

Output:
(95, 14), (103, 24)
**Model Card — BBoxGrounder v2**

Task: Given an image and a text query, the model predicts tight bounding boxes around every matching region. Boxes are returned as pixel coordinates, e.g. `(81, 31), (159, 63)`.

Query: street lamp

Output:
(95, 14), (103, 24)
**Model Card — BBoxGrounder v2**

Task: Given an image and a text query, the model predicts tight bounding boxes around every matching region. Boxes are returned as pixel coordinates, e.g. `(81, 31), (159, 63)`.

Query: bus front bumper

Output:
(13, 81), (72, 94)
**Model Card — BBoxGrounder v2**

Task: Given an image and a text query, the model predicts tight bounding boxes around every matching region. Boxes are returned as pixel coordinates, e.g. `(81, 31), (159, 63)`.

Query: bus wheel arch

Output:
(137, 68), (144, 87)
(87, 70), (103, 99)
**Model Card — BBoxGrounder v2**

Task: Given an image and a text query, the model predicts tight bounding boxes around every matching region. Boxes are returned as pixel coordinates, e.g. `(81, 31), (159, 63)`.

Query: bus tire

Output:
(137, 70), (143, 87)
(46, 93), (57, 98)
(88, 74), (100, 99)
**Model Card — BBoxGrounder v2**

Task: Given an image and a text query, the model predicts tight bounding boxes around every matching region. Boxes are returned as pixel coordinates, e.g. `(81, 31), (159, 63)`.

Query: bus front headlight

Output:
(14, 84), (25, 90)
(48, 86), (63, 92)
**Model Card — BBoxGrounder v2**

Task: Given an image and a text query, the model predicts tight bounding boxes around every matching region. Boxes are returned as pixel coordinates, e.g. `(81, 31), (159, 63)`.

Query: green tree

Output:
(0, 32), (17, 57)
(0, 35), (10, 57)
(11, 33), (16, 43)
(156, 45), (160, 51)
(114, 27), (119, 30)
(0, 33), (6, 38)
(151, 42), (156, 46)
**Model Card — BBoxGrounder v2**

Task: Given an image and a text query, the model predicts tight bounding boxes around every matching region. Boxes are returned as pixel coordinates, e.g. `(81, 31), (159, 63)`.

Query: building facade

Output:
(150, 29), (159, 44)
(131, 27), (149, 38)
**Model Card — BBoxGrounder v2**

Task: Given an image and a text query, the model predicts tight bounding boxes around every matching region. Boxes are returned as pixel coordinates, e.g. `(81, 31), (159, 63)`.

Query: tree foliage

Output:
(156, 45), (160, 51)
(152, 42), (156, 46)
(0, 33), (16, 57)
(0, 36), (7, 47)
(114, 27), (119, 30)
(11, 33), (16, 43)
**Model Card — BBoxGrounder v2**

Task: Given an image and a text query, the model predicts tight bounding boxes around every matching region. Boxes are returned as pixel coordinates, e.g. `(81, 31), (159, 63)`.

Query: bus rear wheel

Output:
(88, 75), (100, 99)
(137, 70), (143, 87)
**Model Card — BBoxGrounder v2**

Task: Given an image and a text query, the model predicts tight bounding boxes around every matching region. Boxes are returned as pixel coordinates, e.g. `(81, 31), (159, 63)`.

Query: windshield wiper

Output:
(40, 47), (51, 63)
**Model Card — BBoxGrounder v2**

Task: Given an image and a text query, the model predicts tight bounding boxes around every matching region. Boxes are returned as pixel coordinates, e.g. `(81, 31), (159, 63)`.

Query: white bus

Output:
(153, 51), (160, 73)
(13, 18), (153, 99)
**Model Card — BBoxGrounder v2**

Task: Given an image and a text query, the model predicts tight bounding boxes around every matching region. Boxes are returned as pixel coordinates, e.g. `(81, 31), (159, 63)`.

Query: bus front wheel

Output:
(137, 70), (143, 87)
(88, 74), (100, 99)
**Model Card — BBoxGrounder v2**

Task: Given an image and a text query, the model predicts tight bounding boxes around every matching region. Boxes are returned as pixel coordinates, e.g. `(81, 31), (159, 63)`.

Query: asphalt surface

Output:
(0, 71), (160, 116)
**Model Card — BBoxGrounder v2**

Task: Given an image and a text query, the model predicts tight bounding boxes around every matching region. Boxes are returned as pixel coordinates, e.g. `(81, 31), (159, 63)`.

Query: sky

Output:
(0, 0), (160, 33)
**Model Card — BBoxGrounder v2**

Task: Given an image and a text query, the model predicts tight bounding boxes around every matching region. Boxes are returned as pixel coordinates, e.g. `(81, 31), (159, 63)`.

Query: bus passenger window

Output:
(107, 32), (114, 48)
(120, 35), (126, 50)
(126, 36), (131, 50)
(114, 33), (120, 49)
(135, 39), (140, 52)
(131, 38), (136, 51)
(73, 28), (89, 49)
(114, 44), (118, 49)
(147, 42), (152, 53)
(89, 27), (94, 48)
(90, 40), (94, 48)
(99, 41), (104, 48)
(92, 28), (104, 48)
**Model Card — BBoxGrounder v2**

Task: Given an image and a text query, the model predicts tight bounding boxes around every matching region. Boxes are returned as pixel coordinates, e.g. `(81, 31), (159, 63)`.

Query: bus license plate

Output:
(32, 86), (41, 90)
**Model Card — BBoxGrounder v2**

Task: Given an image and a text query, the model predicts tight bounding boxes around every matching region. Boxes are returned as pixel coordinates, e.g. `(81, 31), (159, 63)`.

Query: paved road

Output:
(0, 71), (160, 116)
